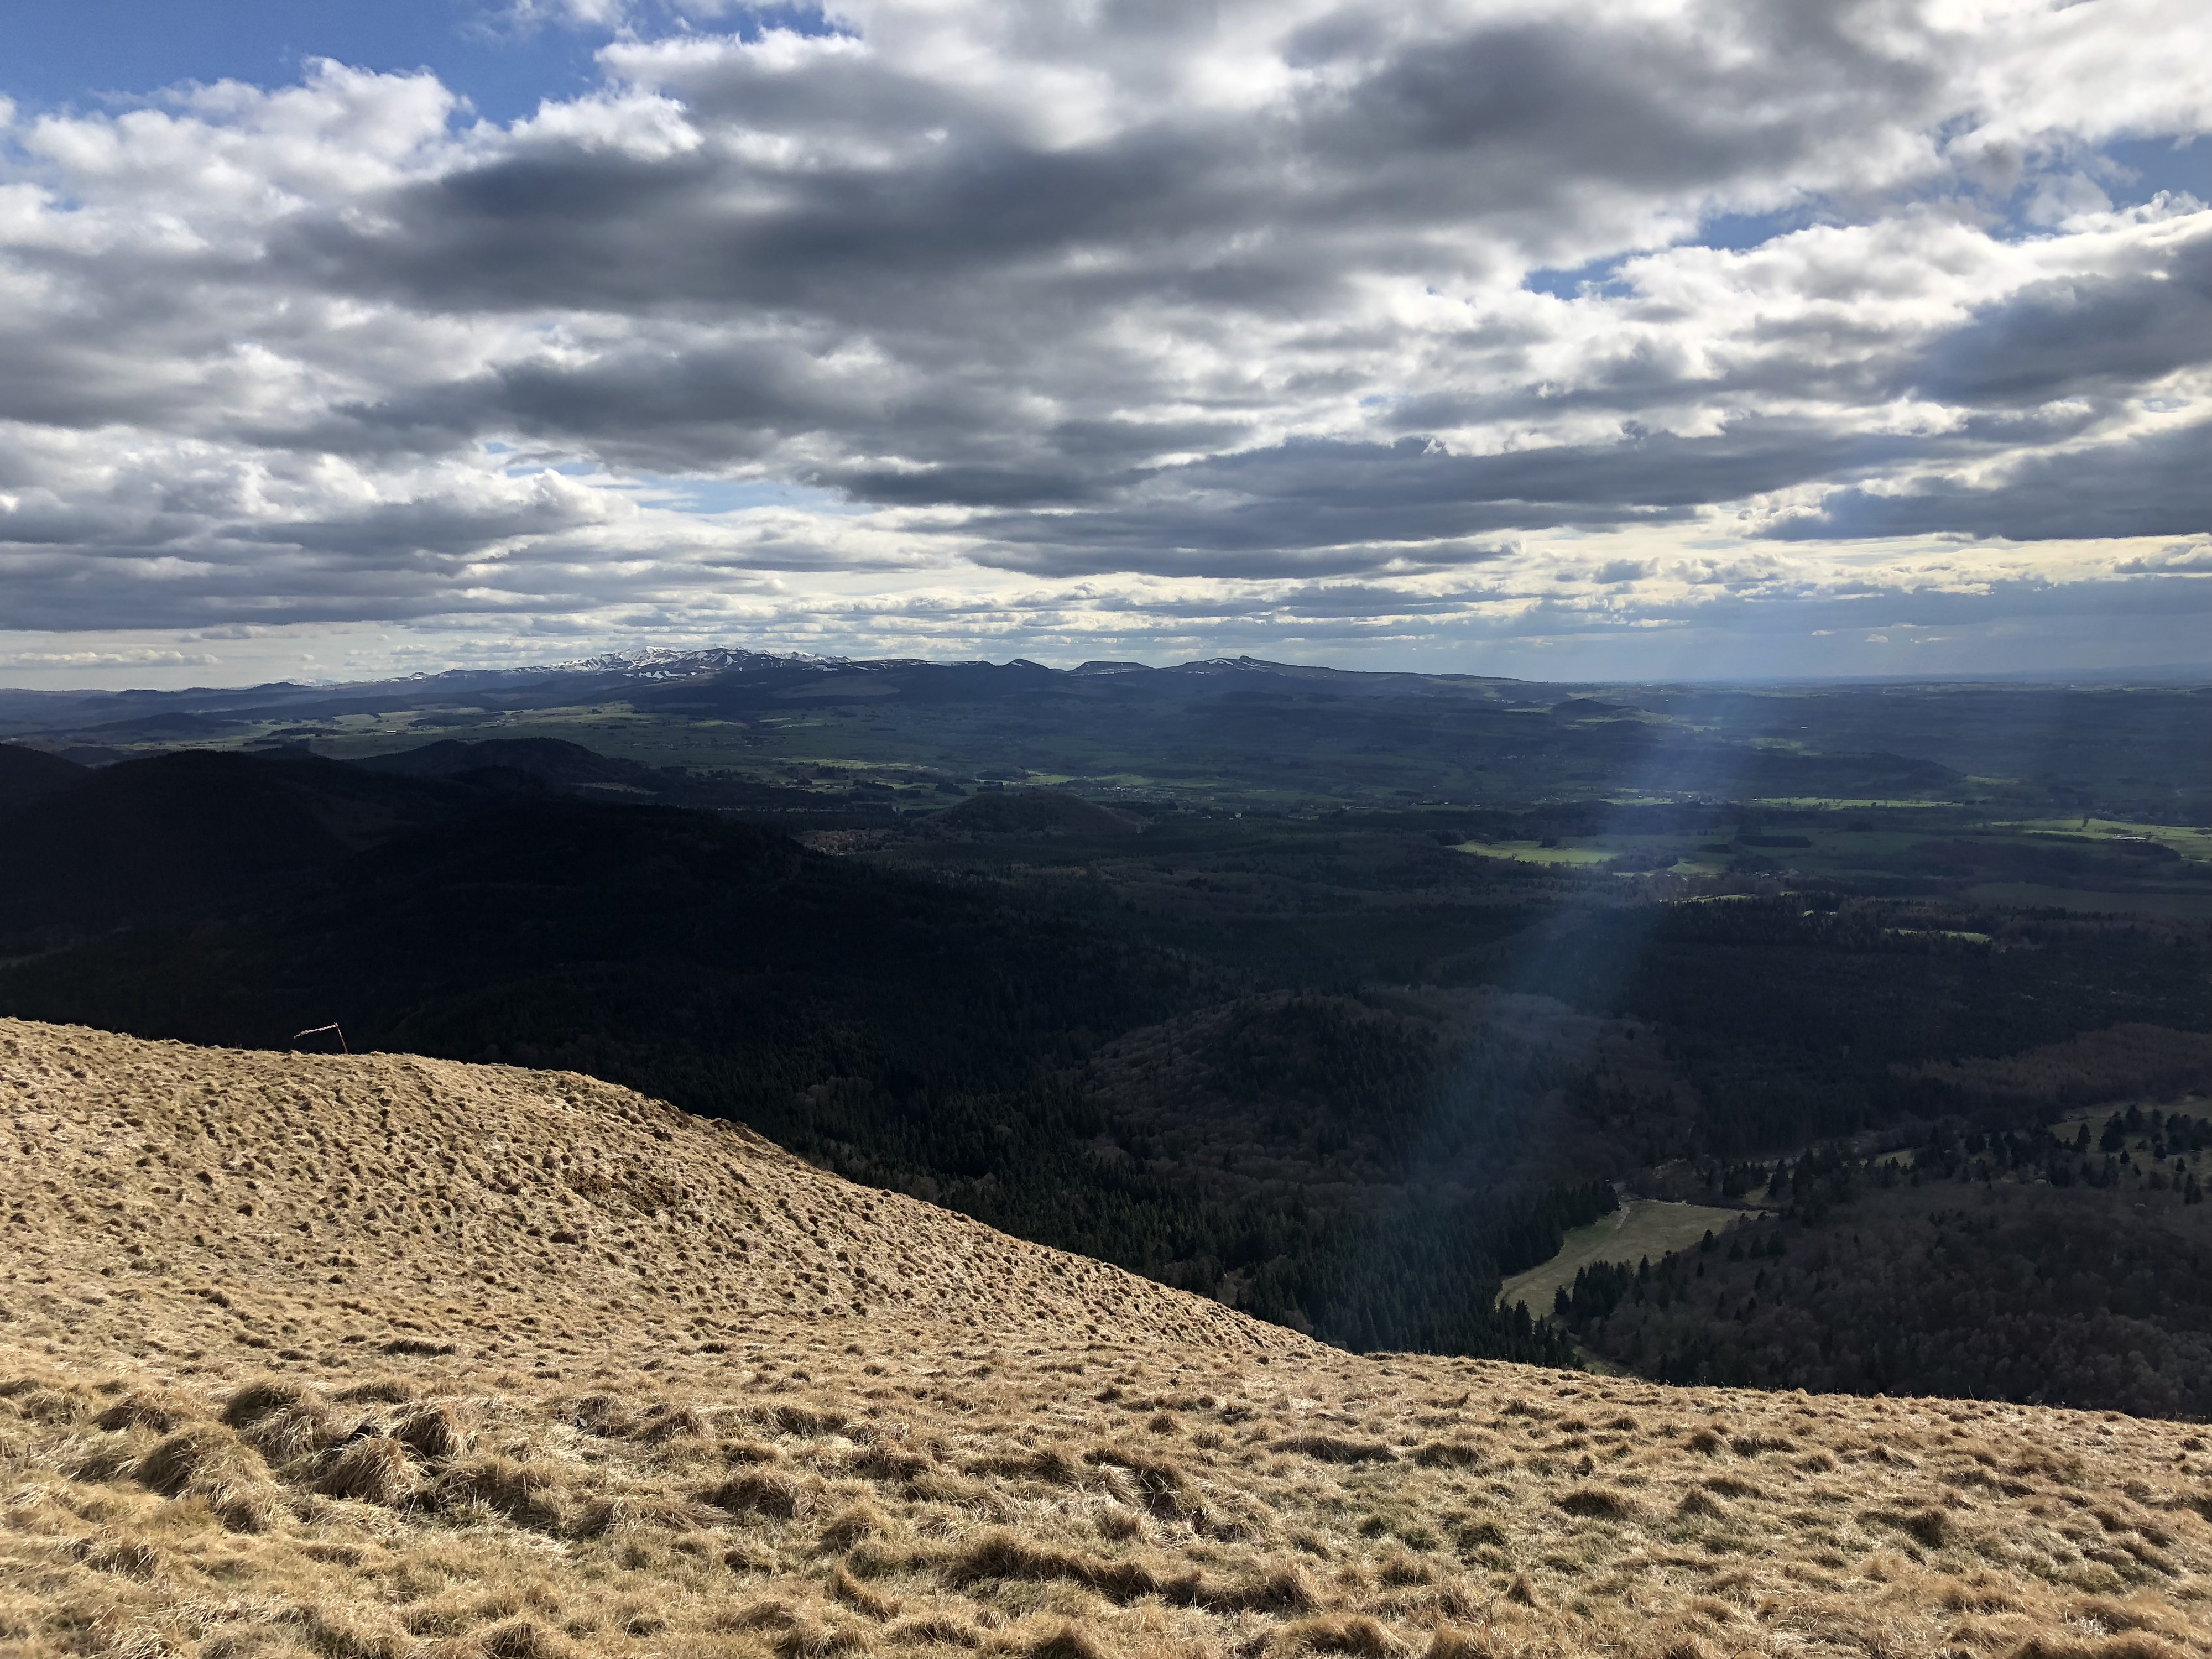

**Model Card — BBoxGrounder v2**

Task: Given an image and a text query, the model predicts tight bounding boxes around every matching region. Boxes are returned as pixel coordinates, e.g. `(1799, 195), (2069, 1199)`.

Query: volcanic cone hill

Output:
(6, 1020), (2212, 1659)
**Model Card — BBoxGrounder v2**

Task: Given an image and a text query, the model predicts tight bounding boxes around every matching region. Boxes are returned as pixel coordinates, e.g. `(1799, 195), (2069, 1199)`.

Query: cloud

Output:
(1907, 220), (2212, 404)
(1775, 416), (2212, 541)
(2117, 539), (2212, 572)
(0, 1), (2207, 671)
(0, 648), (219, 669)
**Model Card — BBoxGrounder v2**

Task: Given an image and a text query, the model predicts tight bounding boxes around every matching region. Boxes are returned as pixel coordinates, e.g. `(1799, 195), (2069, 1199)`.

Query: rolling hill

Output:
(0, 750), (478, 931)
(0, 744), (83, 812)
(5, 1018), (2211, 1659)
(9, 745), (2212, 1399)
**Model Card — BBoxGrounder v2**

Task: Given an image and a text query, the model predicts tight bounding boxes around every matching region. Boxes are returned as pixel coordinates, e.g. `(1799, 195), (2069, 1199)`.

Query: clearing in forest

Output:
(1498, 1196), (1748, 1314)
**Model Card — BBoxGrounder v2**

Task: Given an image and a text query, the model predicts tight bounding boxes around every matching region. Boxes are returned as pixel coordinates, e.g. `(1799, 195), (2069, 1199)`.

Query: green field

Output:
(1451, 839), (1633, 867)
(1997, 817), (2212, 862)
(1498, 1197), (1750, 1316)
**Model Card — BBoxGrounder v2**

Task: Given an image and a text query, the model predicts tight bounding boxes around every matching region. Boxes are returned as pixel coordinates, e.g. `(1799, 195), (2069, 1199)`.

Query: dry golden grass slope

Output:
(6, 1019), (2212, 1659)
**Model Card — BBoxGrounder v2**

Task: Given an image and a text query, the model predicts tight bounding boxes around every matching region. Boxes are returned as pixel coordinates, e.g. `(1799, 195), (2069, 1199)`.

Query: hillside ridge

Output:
(0, 1018), (1296, 1363)
(7, 1020), (2212, 1659)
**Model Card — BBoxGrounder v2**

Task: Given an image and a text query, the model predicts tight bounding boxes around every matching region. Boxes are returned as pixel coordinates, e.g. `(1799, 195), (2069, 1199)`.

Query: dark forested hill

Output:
(0, 743), (83, 811)
(5, 729), (2212, 1397)
(0, 758), (1594, 1363)
(1494, 897), (2212, 1152)
(1556, 1115), (2212, 1417)
(0, 750), (479, 932)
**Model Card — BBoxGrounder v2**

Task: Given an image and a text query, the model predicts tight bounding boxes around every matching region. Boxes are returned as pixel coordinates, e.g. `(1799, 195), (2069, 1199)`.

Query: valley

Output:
(2, 651), (2211, 1417)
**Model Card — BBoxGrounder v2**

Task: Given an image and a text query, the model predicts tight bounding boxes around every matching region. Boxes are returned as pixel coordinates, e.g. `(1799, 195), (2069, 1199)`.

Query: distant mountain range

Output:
(10, 645), (2212, 822)
(0, 650), (1524, 746)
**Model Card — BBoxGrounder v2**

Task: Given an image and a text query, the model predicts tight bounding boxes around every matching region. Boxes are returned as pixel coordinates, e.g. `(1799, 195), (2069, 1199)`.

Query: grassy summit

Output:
(4, 1018), (2209, 1659)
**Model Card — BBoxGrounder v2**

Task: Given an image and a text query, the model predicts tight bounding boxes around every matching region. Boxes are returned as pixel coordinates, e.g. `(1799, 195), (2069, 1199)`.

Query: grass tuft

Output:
(394, 1402), (470, 1462)
(319, 1434), (420, 1505)
(1276, 1614), (1402, 1655)
(1022, 1624), (1115, 1659)
(93, 1389), (200, 1435)
(820, 1499), (894, 1551)
(708, 1468), (816, 1520)
(1274, 1436), (1399, 1465)
(477, 1618), (573, 1659)
(1554, 1487), (1640, 1521)
(221, 1378), (307, 1429)
(134, 1423), (281, 1531)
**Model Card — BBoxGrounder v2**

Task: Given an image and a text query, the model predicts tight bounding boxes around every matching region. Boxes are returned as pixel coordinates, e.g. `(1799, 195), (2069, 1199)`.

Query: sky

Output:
(0, 0), (2209, 688)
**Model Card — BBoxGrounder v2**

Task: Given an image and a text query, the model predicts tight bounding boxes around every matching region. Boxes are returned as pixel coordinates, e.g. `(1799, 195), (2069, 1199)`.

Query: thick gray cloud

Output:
(1775, 418), (2212, 541)
(0, 0), (2208, 673)
(1908, 223), (2212, 405)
